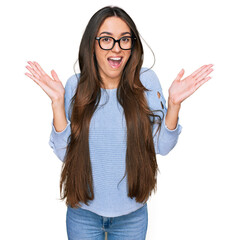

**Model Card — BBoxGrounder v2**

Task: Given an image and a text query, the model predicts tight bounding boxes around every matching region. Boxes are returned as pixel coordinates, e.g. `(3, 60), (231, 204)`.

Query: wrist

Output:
(51, 98), (64, 109)
(168, 96), (181, 110)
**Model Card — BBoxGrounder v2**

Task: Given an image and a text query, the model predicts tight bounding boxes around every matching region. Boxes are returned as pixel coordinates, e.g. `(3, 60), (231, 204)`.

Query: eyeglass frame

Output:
(95, 36), (137, 50)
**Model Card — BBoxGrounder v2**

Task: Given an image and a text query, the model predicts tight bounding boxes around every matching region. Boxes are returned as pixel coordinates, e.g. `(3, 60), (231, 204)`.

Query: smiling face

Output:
(94, 16), (132, 89)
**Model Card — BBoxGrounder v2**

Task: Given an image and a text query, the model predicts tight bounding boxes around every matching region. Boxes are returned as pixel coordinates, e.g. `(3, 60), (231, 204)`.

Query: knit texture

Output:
(49, 67), (182, 217)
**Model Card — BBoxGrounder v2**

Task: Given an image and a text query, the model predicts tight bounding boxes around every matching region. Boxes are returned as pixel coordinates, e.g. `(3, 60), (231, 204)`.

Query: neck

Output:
(100, 75), (120, 89)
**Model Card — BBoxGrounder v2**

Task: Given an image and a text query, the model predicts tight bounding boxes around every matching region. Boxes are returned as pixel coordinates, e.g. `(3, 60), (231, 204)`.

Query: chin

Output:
(108, 73), (122, 80)
(107, 68), (123, 78)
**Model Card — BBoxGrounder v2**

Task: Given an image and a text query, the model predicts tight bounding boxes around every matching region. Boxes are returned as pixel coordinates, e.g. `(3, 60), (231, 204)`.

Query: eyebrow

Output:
(99, 31), (131, 36)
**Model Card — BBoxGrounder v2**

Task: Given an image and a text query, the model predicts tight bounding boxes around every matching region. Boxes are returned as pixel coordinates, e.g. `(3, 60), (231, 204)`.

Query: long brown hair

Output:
(59, 6), (163, 208)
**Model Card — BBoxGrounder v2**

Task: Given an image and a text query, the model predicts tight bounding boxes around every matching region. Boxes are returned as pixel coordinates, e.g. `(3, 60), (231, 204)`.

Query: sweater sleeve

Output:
(140, 68), (183, 156)
(48, 74), (77, 162)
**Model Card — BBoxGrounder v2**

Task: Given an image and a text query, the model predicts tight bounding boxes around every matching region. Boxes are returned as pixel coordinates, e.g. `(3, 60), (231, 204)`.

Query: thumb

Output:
(175, 68), (185, 81)
(51, 70), (60, 82)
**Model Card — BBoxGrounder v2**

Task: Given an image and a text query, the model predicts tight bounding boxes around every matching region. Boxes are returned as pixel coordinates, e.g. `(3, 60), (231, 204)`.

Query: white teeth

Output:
(109, 57), (122, 60)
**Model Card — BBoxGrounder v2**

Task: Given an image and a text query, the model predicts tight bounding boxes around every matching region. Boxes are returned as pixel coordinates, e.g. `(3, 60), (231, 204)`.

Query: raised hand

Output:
(25, 61), (65, 103)
(168, 64), (214, 106)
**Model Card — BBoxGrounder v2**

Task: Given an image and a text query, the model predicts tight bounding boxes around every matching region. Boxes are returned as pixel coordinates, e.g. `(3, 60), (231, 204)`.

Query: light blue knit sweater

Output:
(49, 68), (182, 217)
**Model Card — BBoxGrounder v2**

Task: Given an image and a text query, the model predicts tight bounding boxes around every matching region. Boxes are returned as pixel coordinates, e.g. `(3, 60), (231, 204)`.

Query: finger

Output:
(27, 61), (41, 77)
(191, 65), (207, 78)
(194, 76), (211, 91)
(33, 61), (47, 76)
(25, 72), (51, 96)
(195, 68), (213, 83)
(25, 72), (43, 87)
(175, 69), (185, 81)
(51, 70), (60, 82)
(25, 65), (40, 79)
(195, 64), (213, 80)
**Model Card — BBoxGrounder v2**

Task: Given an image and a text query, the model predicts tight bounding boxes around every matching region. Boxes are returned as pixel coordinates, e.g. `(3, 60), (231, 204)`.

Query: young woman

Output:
(25, 6), (213, 240)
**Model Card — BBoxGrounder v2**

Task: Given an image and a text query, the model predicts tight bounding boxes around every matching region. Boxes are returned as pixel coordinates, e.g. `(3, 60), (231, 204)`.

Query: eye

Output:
(121, 37), (130, 42)
(102, 37), (112, 42)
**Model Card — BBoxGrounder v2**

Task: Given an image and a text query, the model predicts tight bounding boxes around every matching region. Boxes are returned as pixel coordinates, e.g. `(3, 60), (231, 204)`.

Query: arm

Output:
(51, 100), (68, 133)
(48, 75), (76, 162)
(152, 63), (213, 155)
(165, 98), (181, 130)
(140, 68), (182, 156)
(153, 85), (182, 156)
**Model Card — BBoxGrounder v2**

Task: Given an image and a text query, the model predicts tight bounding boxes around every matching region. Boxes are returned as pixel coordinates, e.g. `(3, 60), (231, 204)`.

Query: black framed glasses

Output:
(95, 36), (136, 50)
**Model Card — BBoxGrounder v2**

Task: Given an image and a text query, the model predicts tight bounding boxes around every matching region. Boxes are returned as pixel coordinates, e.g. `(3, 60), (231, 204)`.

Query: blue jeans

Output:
(66, 203), (148, 240)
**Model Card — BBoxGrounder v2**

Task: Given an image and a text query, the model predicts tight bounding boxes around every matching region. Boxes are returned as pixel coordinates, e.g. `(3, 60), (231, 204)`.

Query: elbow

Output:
(157, 148), (170, 156)
(53, 149), (66, 162)
(48, 141), (66, 162)
(48, 139), (54, 150)
(157, 141), (177, 156)
(54, 148), (67, 162)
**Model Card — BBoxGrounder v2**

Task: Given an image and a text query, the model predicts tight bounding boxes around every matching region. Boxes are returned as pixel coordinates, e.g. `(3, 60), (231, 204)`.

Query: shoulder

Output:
(139, 67), (162, 91)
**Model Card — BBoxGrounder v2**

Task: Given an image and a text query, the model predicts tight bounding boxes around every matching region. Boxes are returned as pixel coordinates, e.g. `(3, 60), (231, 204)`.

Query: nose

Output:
(112, 41), (121, 52)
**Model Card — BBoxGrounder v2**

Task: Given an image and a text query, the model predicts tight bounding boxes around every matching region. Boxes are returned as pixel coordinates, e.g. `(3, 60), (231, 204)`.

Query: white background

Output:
(1, 0), (237, 239)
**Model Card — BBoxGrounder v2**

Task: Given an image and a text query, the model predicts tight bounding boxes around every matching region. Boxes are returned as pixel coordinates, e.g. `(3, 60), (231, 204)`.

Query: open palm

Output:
(25, 61), (65, 103)
(168, 64), (214, 105)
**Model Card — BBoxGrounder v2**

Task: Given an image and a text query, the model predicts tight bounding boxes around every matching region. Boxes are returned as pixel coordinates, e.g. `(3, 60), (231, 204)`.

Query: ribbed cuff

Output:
(50, 118), (71, 147)
(159, 114), (182, 142)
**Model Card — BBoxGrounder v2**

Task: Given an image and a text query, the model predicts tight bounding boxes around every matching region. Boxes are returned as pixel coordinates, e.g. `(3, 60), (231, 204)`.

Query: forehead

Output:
(97, 16), (131, 36)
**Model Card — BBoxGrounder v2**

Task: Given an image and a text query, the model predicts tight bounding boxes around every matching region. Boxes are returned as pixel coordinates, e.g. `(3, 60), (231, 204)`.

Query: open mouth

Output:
(107, 57), (123, 69)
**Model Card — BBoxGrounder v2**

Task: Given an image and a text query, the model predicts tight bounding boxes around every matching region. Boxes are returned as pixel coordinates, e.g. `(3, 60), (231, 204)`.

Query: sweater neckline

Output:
(100, 87), (117, 92)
